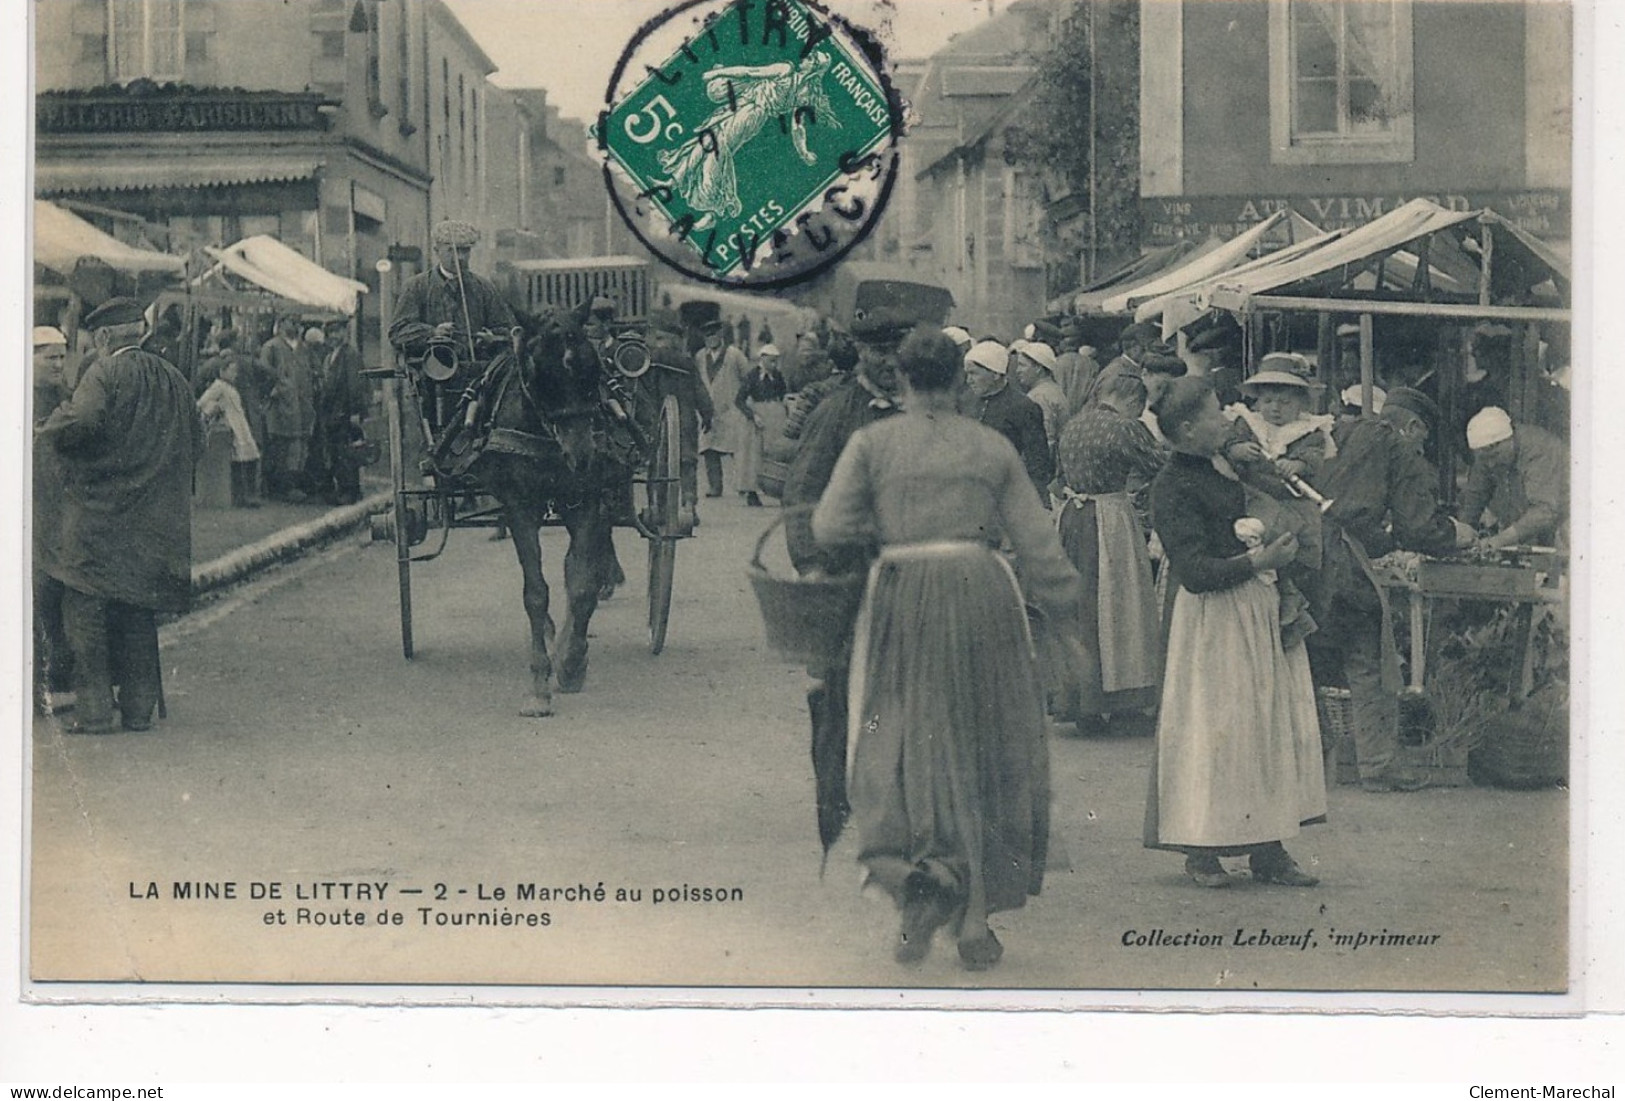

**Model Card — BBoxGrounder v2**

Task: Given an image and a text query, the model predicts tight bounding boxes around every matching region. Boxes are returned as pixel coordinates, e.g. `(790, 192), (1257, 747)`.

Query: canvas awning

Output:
(33, 199), (184, 276)
(1068, 239), (1215, 315)
(201, 235), (367, 316)
(1096, 210), (1311, 316)
(36, 157), (322, 195)
(1135, 223), (1352, 332)
(1148, 198), (1571, 331)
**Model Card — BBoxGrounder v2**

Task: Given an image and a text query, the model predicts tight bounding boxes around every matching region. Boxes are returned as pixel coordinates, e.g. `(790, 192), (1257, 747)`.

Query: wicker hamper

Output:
(747, 514), (866, 667)
(1470, 684), (1568, 789)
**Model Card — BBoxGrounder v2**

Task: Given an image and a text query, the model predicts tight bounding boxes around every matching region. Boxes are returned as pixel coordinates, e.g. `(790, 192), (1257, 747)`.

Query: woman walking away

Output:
(1143, 376), (1327, 889)
(813, 328), (1082, 971)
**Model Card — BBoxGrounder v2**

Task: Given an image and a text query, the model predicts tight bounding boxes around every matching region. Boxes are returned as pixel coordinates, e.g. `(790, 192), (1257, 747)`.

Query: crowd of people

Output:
(31, 293), (372, 729)
(31, 221), (1570, 974)
(193, 315), (370, 508)
(738, 299), (1570, 972)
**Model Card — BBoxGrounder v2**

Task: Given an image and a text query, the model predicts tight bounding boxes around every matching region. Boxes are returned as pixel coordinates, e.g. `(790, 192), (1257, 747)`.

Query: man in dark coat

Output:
(1080, 320), (1158, 408)
(38, 298), (204, 734)
(960, 340), (1054, 498)
(1318, 388), (1477, 791)
(258, 316), (316, 501)
(388, 220), (518, 363)
(782, 312), (908, 856)
(647, 308), (715, 530)
(305, 322), (370, 505)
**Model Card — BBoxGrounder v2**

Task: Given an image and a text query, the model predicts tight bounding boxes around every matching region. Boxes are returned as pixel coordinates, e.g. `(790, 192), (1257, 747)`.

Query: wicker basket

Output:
(1323, 686), (1473, 787)
(747, 513), (866, 667)
(757, 457), (789, 500)
(1470, 685), (1568, 789)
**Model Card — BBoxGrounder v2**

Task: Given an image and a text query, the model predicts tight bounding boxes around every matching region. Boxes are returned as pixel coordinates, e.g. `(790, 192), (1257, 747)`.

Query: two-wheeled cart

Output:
(363, 339), (687, 660)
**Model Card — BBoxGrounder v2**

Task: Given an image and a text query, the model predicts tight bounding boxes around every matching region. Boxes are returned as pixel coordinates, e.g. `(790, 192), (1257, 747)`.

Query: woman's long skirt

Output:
(1054, 492), (1161, 717)
(737, 399), (786, 494)
(1143, 575), (1327, 853)
(847, 543), (1050, 940)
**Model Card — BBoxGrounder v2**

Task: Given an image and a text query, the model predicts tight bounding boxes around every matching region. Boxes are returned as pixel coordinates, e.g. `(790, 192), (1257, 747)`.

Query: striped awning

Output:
(35, 157), (322, 195)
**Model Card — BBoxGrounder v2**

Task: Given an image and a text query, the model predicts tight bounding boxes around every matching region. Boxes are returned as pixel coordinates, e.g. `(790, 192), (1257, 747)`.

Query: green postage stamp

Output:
(597, 0), (900, 288)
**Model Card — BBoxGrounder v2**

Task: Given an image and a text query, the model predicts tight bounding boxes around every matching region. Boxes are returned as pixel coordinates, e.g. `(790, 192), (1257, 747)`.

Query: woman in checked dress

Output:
(812, 328), (1081, 971)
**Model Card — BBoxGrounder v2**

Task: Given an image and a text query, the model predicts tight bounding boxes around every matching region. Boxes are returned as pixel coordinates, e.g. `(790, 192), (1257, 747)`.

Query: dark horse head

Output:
(493, 304), (611, 475)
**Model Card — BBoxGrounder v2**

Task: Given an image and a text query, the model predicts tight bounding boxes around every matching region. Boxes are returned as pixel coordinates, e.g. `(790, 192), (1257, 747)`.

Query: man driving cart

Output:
(388, 219), (518, 399)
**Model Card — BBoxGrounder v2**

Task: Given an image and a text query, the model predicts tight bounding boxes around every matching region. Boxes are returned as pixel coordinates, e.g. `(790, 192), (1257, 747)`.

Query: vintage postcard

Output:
(13, 0), (1598, 1020)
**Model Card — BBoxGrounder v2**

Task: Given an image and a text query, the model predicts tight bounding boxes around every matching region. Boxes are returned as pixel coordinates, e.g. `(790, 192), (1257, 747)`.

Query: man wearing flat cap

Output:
(388, 219), (517, 374)
(38, 298), (204, 734)
(1318, 386), (1477, 791)
(1458, 406), (1568, 552)
(781, 307), (911, 857)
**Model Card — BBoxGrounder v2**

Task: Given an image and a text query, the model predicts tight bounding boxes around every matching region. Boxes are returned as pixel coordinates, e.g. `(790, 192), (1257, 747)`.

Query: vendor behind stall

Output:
(1459, 407), (1568, 551)
(1318, 388), (1477, 792)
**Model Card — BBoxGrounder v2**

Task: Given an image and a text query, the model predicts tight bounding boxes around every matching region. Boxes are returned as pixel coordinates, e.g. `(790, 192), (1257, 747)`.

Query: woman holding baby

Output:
(1141, 376), (1328, 889)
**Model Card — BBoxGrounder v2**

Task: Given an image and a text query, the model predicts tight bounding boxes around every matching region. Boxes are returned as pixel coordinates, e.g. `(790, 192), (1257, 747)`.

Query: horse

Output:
(443, 304), (691, 717)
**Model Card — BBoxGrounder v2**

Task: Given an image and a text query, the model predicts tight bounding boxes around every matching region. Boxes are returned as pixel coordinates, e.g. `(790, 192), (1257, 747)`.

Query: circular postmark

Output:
(595, 0), (901, 291)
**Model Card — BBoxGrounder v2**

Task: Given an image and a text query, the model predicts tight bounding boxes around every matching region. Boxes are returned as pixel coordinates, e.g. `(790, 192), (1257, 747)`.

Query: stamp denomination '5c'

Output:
(597, 0), (900, 289)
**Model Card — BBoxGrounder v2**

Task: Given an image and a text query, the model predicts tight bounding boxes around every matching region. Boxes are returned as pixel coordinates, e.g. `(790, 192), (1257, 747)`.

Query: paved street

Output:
(29, 493), (1566, 995)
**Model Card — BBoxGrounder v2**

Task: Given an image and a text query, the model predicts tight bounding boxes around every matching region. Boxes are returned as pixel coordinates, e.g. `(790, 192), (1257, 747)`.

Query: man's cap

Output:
(849, 311), (914, 346)
(965, 341), (1010, 376)
(1384, 387), (1440, 426)
(1017, 341), (1058, 374)
(1467, 405), (1515, 450)
(1183, 326), (1220, 351)
(82, 297), (146, 330)
(758, 343), (781, 358)
(1119, 321), (1160, 347)
(702, 319), (725, 335)
(941, 325), (972, 347)
(1141, 349), (1188, 377)
(432, 219), (480, 248)
(1340, 384), (1387, 412)
(1242, 369), (1313, 393)
(33, 326), (67, 347)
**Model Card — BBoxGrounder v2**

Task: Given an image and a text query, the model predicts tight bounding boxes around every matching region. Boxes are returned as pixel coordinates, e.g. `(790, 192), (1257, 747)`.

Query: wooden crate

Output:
(1332, 735), (1473, 788)
(1417, 560), (1545, 601)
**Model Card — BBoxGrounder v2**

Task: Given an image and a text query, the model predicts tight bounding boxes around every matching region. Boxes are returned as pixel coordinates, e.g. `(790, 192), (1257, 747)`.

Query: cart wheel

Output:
(384, 376), (415, 659)
(648, 536), (677, 655)
(645, 394), (682, 653)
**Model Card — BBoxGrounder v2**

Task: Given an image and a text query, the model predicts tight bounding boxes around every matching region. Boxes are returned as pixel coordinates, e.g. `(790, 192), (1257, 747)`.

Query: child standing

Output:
(1220, 355), (1336, 634)
(197, 359), (262, 509)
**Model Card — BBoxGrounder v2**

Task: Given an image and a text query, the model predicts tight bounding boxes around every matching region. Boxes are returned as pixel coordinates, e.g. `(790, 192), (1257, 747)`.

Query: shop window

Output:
(107, 0), (185, 83)
(1268, 0), (1414, 165)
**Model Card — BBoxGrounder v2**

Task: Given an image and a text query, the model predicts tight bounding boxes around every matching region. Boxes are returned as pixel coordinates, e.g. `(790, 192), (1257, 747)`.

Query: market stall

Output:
(158, 234), (367, 382)
(33, 200), (186, 356)
(1154, 197), (1572, 789)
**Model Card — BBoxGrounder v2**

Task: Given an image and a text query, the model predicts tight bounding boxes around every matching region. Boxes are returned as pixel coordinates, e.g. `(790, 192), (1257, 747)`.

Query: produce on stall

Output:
(1150, 198), (1571, 789)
